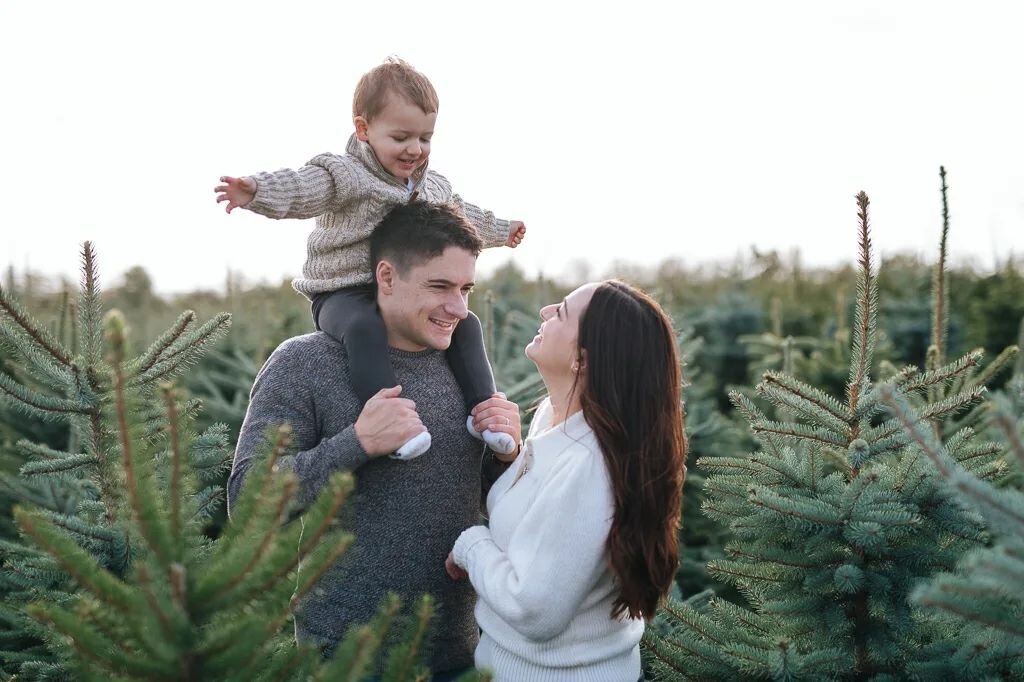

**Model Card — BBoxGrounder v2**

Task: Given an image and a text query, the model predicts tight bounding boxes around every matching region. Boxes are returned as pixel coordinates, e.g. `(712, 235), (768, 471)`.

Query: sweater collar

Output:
(345, 133), (429, 191)
(528, 400), (594, 455)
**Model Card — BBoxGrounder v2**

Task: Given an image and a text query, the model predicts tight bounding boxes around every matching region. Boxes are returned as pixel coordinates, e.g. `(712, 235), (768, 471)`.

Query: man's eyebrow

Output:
(425, 278), (475, 287)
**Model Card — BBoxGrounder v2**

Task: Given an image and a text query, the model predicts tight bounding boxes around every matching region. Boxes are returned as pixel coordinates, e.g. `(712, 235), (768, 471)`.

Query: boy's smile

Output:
(355, 97), (437, 182)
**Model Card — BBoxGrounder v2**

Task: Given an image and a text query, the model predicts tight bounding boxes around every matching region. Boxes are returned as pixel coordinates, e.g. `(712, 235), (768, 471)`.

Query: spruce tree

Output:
(479, 289), (545, 415)
(879, 372), (1023, 678)
(0, 243), (231, 678)
(643, 190), (1016, 680)
(669, 326), (734, 600)
(0, 245), (451, 681)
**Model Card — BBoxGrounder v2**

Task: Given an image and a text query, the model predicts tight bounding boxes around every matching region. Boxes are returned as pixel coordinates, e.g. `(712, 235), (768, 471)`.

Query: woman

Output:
(447, 280), (688, 681)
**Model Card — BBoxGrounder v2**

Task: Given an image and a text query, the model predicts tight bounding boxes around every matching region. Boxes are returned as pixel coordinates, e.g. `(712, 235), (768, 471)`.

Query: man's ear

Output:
(354, 116), (370, 142)
(376, 260), (396, 294)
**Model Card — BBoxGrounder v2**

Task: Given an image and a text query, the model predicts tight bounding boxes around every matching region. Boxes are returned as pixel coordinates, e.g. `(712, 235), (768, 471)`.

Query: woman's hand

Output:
(471, 392), (523, 462)
(445, 551), (467, 580)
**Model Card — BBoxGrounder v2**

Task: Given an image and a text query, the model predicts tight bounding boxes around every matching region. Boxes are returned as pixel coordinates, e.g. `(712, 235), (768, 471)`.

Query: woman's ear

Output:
(354, 116), (370, 141)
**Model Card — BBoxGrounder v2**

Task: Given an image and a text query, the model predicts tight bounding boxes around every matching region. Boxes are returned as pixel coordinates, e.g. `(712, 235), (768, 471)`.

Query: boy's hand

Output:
(215, 176), (257, 213)
(505, 221), (526, 248)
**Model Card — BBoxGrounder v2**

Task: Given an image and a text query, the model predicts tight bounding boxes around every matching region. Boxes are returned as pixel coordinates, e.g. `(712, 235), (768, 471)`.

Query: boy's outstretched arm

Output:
(214, 154), (356, 220)
(426, 171), (525, 249)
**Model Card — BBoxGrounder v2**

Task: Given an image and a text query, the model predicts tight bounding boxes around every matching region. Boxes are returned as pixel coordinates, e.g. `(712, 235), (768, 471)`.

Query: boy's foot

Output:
(466, 416), (518, 455)
(390, 431), (432, 461)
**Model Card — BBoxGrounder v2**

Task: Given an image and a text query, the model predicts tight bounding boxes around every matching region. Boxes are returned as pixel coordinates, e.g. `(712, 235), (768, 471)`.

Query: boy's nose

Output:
(406, 141), (422, 156)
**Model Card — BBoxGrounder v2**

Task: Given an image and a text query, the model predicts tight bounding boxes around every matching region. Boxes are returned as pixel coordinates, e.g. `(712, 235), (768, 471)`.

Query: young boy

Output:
(215, 57), (526, 461)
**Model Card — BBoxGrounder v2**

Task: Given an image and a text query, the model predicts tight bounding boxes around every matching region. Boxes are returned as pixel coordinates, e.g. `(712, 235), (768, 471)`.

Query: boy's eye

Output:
(392, 136), (407, 142)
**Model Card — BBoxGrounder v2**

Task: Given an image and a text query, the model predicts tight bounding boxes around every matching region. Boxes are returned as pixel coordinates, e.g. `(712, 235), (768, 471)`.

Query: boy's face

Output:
(375, 246), (477, 352)
(355, 97), (437, 181)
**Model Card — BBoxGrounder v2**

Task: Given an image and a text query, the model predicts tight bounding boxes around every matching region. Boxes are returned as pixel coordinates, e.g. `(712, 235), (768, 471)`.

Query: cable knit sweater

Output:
(244, 134), (512, 299)
(452, 398), (644, 681)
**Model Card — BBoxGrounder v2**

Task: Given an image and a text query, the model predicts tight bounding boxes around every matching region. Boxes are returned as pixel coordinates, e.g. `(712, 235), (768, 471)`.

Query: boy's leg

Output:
(314, 286), (397, 405)
(449, 313), (516, 454)
(314, 287), (430, 460)
(448, 311), (497, 411)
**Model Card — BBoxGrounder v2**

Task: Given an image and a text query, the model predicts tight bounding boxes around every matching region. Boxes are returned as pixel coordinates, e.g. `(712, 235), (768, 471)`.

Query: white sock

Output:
(390, 431), (431, 461)
(466, 415), (517, 455)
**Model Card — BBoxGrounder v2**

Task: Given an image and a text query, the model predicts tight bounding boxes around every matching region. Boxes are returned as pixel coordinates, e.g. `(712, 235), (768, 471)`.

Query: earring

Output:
(571, 361), (579, 373)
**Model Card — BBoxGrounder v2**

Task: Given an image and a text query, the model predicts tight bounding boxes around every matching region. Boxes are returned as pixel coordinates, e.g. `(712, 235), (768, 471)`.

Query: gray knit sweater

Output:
(226, 332), (509, 673)
(245, 134), (512, 299)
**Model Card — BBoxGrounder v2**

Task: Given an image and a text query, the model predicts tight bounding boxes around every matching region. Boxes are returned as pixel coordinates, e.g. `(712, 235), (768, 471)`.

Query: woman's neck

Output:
(548, 386), (582, 427)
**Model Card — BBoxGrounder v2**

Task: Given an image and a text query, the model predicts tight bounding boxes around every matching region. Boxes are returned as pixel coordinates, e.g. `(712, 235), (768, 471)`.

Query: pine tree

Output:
(0, 285), (78, 544)
(480, 290), (545, 420)
(879, 373), (1023, 678)
(643, 189), (1017, 680)
(0, 244), (232, 678)
(1, 245), (458, 681)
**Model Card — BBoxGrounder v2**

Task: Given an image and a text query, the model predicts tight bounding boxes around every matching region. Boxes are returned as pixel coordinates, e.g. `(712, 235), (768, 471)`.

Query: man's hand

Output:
(215, 175), (257, 213)
(470, 392), (522, 462)
(354, 386), (427, 457)
(445, 551), (468, 580)
(505, 221), (526, 248)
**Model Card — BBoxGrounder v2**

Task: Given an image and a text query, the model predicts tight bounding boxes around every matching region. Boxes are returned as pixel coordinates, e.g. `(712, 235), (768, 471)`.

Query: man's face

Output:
(355, 96), (436, 181)
(377, 246), (477, 352)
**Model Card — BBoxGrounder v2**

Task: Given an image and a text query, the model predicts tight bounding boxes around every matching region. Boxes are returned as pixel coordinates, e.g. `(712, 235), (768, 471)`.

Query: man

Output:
(227, 201), (521, 678)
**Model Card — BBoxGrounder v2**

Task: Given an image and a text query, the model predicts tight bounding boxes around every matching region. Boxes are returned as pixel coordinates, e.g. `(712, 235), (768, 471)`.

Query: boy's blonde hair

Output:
(352, 57), (439, 122)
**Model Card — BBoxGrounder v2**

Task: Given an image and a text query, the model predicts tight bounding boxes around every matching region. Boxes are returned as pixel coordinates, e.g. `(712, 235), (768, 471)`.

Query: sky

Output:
(2, 1), (1023, 295)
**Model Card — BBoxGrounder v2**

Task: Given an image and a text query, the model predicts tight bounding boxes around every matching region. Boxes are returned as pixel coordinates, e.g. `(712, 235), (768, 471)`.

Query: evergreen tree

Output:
(0, 243), (232, 678)
(669, 327), (734, 600)
(0, 245), (454, 681)
(643, 190), (1016, 680)
(479, 289), (545, 422)
(879, 374), (1023, 678)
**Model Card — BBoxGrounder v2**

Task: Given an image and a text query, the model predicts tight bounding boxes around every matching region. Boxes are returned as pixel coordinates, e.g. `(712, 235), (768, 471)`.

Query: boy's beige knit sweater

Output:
(245, 134), (511, 300)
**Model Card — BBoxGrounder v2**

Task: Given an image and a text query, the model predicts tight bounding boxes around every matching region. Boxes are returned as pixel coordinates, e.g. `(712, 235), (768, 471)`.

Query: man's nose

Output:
(446, 295), (469, 319)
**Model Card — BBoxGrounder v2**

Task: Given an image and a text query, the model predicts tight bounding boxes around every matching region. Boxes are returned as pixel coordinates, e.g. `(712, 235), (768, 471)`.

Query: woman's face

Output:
(526, 283), (599, 377)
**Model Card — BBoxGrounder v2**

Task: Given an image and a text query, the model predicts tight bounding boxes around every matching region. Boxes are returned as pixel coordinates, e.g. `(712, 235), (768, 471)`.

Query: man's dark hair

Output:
(370, 201), (483, 274)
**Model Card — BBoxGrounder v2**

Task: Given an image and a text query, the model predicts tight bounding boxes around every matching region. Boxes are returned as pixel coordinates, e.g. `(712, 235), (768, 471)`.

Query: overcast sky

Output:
(2, 1), (1022, 295)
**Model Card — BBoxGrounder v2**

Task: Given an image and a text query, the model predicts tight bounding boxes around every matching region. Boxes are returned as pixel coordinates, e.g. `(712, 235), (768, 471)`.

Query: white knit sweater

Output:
(452, 398), (644, 681)
(244, 134), (511, 299)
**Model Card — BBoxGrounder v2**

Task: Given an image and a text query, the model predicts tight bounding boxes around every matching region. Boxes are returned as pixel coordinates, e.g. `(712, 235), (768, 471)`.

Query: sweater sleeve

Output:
(227, 342), (370, 517)
(452, 450), (613, 642)
(245, 153), (357, 220)
(423, 170), (510, 248)
(455, 196), (511, 249)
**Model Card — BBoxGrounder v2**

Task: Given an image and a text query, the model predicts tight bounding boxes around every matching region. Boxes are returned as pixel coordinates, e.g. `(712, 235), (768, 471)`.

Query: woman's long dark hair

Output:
(576, 280), (687, 620)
